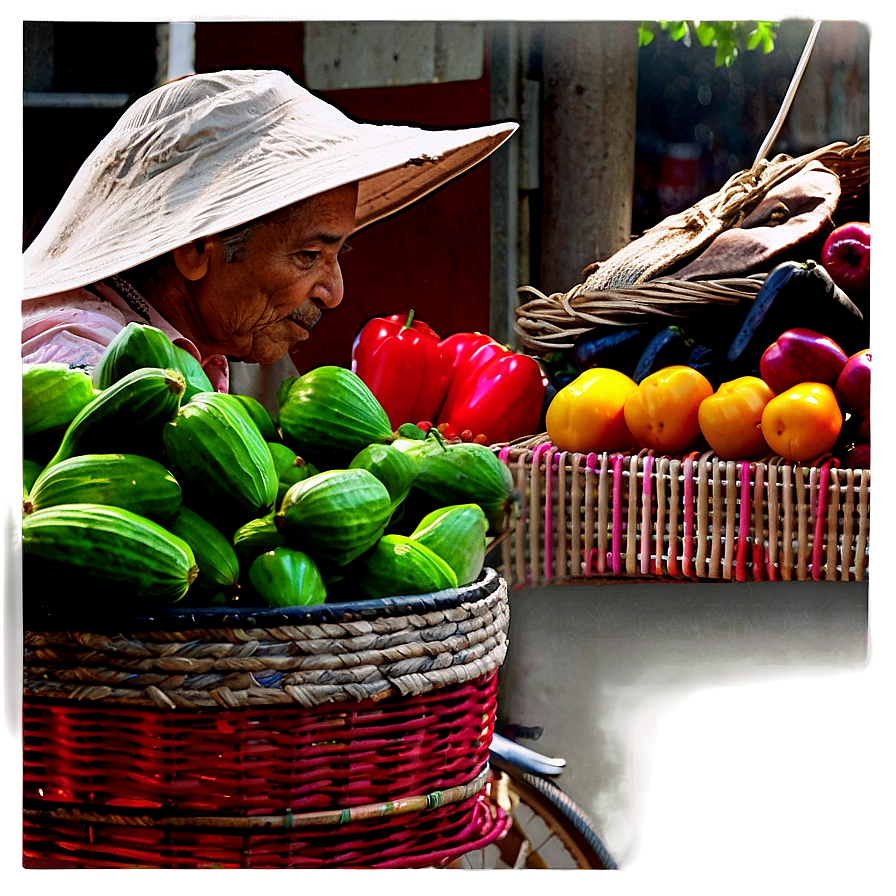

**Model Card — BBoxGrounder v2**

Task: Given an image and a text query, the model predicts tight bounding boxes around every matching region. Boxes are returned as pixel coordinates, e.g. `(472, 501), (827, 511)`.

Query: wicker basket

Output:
(515, 135), (870, 355)
(494, 439), (869, 587)
(22, 568), (511, 869)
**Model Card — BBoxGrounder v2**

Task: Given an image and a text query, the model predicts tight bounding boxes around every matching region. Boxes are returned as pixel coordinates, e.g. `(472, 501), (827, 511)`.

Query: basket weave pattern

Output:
(23, 571), (511, 868)
(495, 441), (869, 586)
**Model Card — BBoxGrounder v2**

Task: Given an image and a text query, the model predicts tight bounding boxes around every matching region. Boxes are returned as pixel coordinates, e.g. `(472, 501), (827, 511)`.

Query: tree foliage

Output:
(638, 20), (778, 67)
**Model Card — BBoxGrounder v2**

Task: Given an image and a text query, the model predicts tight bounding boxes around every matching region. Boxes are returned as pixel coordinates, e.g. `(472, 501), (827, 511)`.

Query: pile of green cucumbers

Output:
(22, 323), (515, 611)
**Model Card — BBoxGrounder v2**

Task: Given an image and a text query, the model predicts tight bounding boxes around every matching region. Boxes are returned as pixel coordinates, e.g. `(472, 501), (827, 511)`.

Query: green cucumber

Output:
(275, 468), (393, 568)
(273, 376), (299, 423)
(162, 391), (278, 532)
(233, 512), (288, 571)
(23, 363), (96, 438)
(409, 503), (488, 586)
(348, 442), (418, 510)
(24, 453), (182, 524)
(167, 505), (240, 597)
(231, 394), (280, 443)
(248, 547), (326, 608)
(277, 366), (395, 467)
(410, 441), (515, 535)
(92, 322), (213, 400)
(45, 366), (186, 469)
(268, 442), (319, 508)
(22, 503), (198, 604)
(350, 534), (458, 600)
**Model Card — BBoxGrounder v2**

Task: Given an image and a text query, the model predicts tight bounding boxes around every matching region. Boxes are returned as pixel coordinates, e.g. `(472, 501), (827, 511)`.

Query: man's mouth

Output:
(286, 304), (322, 331)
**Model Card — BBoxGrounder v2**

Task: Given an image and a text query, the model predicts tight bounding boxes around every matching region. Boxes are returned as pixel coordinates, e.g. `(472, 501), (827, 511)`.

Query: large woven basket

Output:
(22, 568), (511, 869)
(494, 440), (869, 587)
(515, 135), (870, 354)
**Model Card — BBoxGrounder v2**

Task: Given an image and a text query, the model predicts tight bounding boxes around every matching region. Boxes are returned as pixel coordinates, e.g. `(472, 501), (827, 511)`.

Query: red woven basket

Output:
(23, 568), (511, 869)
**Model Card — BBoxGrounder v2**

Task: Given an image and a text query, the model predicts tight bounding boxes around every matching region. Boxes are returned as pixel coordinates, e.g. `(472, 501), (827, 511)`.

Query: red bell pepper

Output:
(436, 350), (547, 445)
(351, 310), (454, 429)
(437, 334), (510, 418)
(438, 331), (501, 371)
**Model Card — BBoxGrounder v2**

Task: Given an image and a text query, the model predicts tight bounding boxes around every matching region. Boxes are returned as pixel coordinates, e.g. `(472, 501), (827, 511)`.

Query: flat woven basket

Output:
(515, 135), (870, 354)
(493, 440), (869, 587)
(22, 568), (511, 869)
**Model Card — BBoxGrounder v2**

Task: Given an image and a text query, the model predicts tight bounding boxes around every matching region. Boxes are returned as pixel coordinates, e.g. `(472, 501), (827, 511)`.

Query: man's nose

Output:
(313, 261), (344, 310)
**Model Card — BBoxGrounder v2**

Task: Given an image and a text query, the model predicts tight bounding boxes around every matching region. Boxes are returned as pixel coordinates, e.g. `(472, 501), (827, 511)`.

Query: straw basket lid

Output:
(23, 68), (518, 301)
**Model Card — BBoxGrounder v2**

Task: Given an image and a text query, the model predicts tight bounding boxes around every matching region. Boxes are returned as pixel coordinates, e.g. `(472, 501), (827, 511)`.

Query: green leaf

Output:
(694, 22), (716, 47)
(637, 23), (655, 47)
(641, 18), (779, 67)
(667, 20), (689, 43)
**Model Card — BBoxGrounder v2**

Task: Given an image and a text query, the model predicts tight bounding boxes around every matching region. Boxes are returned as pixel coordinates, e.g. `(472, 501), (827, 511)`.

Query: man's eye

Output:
(338, 242), (353, 256)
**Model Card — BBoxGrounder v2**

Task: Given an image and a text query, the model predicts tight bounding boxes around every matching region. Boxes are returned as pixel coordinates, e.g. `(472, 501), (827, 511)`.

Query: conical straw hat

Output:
(23, 68), (517, 300)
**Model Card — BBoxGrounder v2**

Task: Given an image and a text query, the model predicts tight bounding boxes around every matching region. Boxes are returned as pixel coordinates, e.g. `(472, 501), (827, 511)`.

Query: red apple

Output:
(759, 328), (848, 394)
(821, 222), (870, 298)
(835, 349), (871, 415)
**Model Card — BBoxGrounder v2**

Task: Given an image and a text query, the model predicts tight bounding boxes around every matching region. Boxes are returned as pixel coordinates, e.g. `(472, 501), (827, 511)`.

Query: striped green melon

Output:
(23, 503), (197, 604)
(277, 366), (394, 467)
(348, 442), (418, 510)
(230, 394), (280, 443)
(248, 547), (327, 608)
(162, 391), (278, 532)
(45, 366), (186, 469)
(275, 468), (392, 568)
(22, 362), (96, 438)
(409, 503), (488, 586)
(233, 512), (288, 572)
(350, 534), (458, 600)
(25, 453), (182, 524)
(408, 441), (515, 535)
(92, 322), (213, 400)
(167, 505), (241, 598)
(23, 460), (44, 497)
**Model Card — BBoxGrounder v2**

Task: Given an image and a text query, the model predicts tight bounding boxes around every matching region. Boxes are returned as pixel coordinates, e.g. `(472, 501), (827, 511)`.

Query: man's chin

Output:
(231, 324), (311, 366)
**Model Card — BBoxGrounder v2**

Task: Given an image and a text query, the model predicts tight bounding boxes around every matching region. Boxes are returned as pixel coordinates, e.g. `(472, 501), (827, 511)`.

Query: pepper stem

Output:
(405, 309), (416, 329)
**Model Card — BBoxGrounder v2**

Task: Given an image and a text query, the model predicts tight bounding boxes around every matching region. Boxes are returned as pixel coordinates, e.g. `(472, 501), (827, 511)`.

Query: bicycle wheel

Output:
(449, 768), (618, 869)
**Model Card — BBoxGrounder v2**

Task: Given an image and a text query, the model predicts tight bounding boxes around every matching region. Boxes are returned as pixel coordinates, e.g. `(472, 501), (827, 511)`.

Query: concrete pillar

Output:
(539, 21), (640, 296)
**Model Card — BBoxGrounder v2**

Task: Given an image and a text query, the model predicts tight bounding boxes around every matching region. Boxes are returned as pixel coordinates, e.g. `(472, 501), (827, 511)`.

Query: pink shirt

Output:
(21, 279), (229, 392)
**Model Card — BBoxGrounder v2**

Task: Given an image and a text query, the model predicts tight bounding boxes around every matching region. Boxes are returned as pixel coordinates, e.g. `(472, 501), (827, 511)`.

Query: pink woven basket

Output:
(494, 438), (870, 587)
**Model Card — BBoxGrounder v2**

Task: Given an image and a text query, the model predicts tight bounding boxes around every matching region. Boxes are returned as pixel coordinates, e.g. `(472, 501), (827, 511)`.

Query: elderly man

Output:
(22, 69), (517, 392)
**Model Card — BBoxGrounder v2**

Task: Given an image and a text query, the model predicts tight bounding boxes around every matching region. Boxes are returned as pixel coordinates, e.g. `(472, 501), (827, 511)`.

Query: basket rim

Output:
(23, 566), (503, 634)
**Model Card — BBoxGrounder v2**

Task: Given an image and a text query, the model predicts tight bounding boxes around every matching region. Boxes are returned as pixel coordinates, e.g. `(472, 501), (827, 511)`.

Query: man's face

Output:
(188, 182), (358, 364)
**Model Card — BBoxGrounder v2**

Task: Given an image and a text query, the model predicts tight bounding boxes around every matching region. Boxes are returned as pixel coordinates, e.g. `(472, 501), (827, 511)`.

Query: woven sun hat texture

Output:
(23, 68), (518, 301)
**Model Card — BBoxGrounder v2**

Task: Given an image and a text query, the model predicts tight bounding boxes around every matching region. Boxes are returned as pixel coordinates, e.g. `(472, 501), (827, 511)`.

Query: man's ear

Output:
(171, 238), (214, 282)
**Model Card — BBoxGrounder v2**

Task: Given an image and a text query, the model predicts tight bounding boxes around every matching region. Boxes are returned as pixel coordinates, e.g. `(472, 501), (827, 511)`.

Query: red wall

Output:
(194, 23), (494, 374)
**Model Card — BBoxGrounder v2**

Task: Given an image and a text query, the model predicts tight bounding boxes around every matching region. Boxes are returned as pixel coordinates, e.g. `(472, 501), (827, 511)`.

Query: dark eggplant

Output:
(572, 325), (658, 377)
(632, 325), (692, 383)
(685, 344), (741, 389)
(726, 260), (866, 371)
